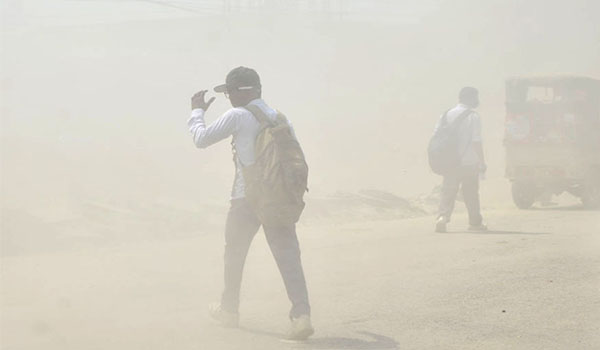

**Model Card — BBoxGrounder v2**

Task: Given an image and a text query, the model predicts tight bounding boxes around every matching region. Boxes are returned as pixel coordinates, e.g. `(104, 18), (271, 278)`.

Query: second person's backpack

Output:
(427, 109), (472, 175)
(242, 104), (308, 226)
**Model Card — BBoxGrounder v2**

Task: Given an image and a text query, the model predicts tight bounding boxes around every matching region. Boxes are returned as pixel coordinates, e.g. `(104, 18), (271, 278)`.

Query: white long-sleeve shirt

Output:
(188, 98), (283, 199)
(434, 103), (483, 166)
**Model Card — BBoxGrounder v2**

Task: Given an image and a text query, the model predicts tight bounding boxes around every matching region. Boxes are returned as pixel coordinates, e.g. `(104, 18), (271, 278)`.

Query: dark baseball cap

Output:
(214, 66), (261, 93)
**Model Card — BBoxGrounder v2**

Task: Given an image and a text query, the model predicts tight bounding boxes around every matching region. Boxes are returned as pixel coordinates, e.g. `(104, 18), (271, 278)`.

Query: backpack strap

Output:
(244, 104), (275, 127)
(438, 108), (470, 130)
(275, 111), (288, 124)
(452, 109), (473, 128)
(440, 109), (451, 126)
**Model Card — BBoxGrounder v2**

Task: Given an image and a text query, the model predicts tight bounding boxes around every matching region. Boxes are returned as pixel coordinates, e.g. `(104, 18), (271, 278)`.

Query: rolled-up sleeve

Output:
(187, 108), (239, 148)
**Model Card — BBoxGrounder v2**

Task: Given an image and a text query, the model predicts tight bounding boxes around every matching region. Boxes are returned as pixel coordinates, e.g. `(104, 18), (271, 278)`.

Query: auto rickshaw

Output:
(504, 76), (600, 209)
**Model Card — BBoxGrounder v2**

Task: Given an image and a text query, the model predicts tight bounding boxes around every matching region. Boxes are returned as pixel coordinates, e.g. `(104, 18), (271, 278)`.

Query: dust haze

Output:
(2, 1), (600, 349)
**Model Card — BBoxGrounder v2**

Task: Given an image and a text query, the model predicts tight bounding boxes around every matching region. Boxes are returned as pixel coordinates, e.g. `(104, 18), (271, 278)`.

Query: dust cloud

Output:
(1, 0), (599, 349)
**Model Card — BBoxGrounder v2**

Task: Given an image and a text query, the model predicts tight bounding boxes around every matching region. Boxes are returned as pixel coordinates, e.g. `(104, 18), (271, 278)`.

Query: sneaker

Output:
(435, 217), (447, 233)
(468, 223), (488, 232)
(208, 303), (239, 328)
(286, 315), (314, 341)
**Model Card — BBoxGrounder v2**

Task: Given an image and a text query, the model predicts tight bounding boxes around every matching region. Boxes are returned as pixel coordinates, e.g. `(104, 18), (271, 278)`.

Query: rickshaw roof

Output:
(507, 75), (600, 89)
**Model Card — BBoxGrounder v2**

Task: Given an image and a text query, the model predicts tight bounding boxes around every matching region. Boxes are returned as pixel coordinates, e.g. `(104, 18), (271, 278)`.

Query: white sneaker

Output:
(286, 315), (314, 341)
(208, 303), (239, 328)
(435, 217), (447, 233)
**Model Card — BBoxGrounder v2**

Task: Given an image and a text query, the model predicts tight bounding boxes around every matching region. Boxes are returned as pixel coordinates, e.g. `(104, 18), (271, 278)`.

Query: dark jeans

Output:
(438, 165), (483, 226)
(221, 198), (310, 319)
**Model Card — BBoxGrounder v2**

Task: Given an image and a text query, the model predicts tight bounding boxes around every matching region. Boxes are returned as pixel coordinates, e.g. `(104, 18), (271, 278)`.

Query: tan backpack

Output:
(241, 104), (308, 226)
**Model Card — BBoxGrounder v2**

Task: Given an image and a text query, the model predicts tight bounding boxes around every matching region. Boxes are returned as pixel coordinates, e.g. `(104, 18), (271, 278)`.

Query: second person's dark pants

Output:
(438, 165), (483, 226)
(221, 198), (311, 319)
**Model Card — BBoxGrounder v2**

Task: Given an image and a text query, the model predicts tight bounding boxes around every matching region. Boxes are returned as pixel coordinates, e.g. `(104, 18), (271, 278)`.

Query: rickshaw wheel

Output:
(581, 184), (600, 209)
(512, 181), (536, 209)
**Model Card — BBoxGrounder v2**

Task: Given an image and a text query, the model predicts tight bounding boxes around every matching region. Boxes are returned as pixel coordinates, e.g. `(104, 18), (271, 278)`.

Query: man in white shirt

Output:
(188, 67), (313, 340)
(435, 87), (488, 233)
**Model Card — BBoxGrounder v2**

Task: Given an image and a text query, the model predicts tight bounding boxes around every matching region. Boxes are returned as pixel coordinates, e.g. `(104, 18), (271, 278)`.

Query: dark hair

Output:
(459, 86), (479, 107)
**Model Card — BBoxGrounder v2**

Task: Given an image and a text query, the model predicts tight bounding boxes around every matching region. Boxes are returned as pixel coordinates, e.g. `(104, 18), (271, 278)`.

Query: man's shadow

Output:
(239, 327), (398, 349)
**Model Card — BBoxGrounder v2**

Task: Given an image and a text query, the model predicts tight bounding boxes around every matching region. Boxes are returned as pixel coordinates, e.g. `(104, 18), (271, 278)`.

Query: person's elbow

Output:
(192, 132), (211, 149)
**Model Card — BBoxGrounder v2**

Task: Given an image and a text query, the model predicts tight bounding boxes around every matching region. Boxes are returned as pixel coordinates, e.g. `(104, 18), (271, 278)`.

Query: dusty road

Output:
(2, 206), (599, 350)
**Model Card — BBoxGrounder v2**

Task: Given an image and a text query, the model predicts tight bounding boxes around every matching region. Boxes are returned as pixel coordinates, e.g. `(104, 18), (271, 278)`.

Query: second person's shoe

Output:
(435, 217), (447, 233)
(208, 303), (239, 328)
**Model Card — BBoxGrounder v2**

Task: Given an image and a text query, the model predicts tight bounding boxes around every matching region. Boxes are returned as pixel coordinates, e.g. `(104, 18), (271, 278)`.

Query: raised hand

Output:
(191, 90), (216, 111)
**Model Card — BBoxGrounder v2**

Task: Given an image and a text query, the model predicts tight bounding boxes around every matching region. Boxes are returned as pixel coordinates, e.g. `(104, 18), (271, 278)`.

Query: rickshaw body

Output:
(504, 76), (600, 208)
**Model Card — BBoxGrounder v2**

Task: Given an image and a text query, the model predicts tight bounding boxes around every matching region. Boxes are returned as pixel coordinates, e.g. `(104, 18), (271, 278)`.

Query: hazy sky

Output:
(2, 0), (599, 207)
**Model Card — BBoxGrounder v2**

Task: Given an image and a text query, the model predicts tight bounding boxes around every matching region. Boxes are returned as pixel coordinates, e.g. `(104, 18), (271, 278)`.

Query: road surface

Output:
(2, 206), (599, 350)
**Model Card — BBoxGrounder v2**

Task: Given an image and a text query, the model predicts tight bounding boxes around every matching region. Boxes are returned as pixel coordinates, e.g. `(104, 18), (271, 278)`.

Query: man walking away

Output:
(433, 87), (488, 233)
(187, 67), (313, 340)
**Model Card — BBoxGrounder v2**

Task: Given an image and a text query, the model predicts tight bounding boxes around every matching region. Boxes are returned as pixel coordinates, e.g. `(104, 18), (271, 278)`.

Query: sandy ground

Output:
(2, 203), (599, 350)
